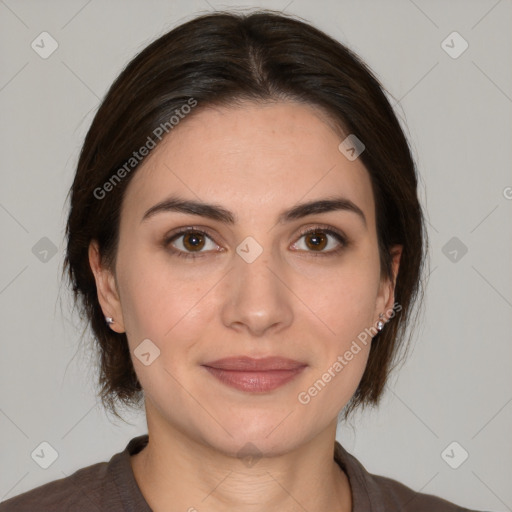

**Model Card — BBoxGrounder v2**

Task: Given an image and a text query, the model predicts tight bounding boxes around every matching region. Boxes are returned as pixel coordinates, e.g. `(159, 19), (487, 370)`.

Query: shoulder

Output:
(334, 441), (480, 511)
(361, 471), (475, 511)
(0, 459), (113, 511)
(0, 435), (150, 512)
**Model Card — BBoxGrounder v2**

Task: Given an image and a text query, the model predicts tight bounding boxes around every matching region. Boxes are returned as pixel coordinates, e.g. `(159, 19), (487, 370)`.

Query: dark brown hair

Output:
(63, 9), (427, 420)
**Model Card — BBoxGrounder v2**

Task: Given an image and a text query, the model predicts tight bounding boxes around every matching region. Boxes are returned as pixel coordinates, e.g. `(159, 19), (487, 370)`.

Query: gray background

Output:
(1, 0), (511, 509)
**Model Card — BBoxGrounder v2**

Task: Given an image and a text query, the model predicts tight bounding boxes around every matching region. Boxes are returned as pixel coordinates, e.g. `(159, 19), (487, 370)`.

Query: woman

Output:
(0, 10), (485, 512)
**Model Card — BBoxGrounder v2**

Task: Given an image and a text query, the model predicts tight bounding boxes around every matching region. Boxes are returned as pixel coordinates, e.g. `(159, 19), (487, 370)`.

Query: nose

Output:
(220, 247), (294, 337)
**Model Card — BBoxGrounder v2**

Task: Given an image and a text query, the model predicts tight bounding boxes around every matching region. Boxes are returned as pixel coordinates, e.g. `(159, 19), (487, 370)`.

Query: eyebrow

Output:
(141, 194), (367, 227)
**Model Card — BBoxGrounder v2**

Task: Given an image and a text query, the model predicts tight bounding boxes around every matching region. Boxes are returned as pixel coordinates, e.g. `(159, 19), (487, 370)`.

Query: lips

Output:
(201, 356), (307, 393)
(203, 356), (306, 371)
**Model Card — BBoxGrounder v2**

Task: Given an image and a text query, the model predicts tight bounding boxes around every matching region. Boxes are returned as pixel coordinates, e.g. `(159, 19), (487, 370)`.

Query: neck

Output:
(130, 410), (352, 512)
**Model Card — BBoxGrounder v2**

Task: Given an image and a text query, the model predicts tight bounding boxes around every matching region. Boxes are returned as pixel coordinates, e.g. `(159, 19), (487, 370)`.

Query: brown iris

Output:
(182, 232), (206, 251)
(304, 231), (328, 251)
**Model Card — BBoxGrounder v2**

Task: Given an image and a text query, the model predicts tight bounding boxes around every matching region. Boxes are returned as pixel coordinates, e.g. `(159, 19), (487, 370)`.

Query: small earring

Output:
(105, 317), (114, 325)
(376, 313), (385, 331)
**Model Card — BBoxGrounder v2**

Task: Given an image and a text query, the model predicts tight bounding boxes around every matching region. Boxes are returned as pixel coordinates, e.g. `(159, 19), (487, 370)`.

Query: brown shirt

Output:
(0, 434), (485, 511)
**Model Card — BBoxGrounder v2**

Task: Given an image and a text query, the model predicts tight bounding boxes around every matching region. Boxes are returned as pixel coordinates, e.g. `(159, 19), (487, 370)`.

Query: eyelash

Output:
(163, 225), (349, 260)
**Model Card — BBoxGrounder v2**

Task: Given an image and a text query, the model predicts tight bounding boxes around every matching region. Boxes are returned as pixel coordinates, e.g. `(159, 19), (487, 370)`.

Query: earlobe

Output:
(88, 241), (125, 332)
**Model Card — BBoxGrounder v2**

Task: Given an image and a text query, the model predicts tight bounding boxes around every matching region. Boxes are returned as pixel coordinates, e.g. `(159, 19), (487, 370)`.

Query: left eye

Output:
(291, 228), (347, 254)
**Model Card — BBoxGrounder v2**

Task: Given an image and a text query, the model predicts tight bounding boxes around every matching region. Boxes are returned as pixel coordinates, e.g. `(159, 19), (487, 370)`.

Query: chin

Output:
(206, 431), (299, 461)
(196, 409), (315, 460)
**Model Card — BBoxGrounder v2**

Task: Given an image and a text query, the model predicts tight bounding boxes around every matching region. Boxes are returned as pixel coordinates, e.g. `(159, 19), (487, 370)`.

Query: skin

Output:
(89, 100), (401, 512)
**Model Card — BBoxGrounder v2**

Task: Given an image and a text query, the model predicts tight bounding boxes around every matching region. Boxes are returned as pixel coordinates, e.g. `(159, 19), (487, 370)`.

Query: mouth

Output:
(201, 356), (307, 393)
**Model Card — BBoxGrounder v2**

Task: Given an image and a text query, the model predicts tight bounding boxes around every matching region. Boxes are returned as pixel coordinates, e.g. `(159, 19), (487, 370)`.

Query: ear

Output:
(375, 244), (402, 325)
(88, 240), (125, 333)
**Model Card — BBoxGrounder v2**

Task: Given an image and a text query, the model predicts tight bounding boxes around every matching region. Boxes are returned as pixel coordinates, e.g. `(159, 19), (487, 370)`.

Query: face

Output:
(90, 101), (400, 457)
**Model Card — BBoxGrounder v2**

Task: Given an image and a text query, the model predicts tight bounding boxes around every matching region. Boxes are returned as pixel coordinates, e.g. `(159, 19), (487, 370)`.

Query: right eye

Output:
(164, 227), (222, 259)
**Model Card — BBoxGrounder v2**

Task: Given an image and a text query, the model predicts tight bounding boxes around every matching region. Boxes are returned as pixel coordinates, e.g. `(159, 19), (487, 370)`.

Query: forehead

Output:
(122, 101), (376, 229)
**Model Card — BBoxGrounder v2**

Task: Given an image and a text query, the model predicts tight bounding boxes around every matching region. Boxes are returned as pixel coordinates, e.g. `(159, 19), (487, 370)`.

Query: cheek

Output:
(115, 246), (219, 349)
(303, 250), (381, 341)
